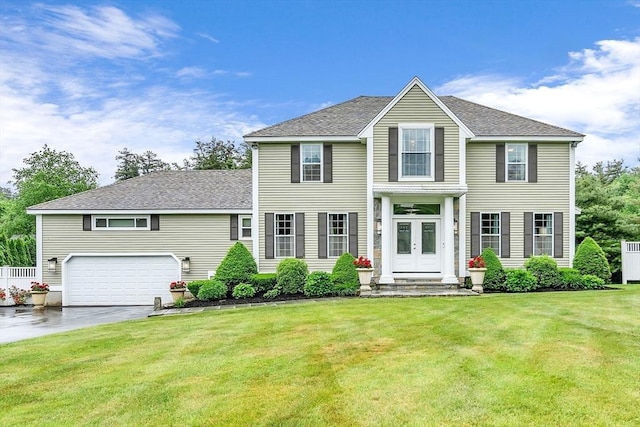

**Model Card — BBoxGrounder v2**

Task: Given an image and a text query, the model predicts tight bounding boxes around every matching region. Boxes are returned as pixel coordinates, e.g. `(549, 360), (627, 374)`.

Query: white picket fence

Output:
(621, 241), (640, 284)
(0, 266), (37, 306)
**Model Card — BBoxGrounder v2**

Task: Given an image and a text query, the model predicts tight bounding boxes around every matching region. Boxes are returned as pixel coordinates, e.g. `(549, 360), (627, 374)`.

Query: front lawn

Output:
(2, 286), (639, 426)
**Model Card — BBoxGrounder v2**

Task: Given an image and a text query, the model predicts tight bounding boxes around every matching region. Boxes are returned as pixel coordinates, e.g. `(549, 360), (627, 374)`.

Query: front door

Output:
(393, 219), (441, 273)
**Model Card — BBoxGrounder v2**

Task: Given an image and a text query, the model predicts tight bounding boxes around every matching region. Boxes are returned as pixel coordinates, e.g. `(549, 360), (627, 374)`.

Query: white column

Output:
(441, 196), (458, 284)
(380, 196), (394, 284)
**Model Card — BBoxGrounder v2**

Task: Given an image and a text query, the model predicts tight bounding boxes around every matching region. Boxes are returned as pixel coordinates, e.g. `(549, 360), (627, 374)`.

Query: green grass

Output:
(2, 286), (640, 426)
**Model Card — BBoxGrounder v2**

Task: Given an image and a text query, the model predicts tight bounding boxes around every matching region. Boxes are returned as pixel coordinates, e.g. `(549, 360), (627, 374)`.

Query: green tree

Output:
(114, 148), (171, 181)
(188, 137), (242, 170)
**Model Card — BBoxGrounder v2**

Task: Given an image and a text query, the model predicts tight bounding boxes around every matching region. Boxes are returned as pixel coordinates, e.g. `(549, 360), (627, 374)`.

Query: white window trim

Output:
(239, 215), (252, 240)
(398, 123), (435, 181)
(480, 212), (501, 256)
(506, 143), (528, 182)
(300, 143), (323, 182)
(92, 215), (151, 231)
(533, 212), (554, 257)
(274, 213), (295, 258)
(327, 212), (349, 258)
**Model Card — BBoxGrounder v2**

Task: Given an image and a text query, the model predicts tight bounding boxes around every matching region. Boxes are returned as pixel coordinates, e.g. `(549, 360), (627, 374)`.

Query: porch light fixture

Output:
(454, 219), (458, 234)
(376, 219), (382, 235)
(181, 257), (190, 273)
(47, 257), (58, 273)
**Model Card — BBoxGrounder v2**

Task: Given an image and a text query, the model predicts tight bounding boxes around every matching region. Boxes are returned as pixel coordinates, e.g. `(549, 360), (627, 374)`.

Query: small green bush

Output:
(215, 242), (258, 292)
(525, 255), (561, 288)
(333, 282), (359, 296)
(580, 274), (605, 290)
(505, 269), (538, 292)
(559, 268), (583, 290)
(573, 237), (611, 283)
(276, 258), (308, 295)
(187, 280), (210, 299)
(331, 253), (359, 289)
(263, 288), (281, 299)
(173, 297), (186, 308)
(250, 273), (277, 293)
(197, 279), (228, 301)
(304, 271), (334, 297)
(480, 248), (506, 291)
(232, 283), (256, 299)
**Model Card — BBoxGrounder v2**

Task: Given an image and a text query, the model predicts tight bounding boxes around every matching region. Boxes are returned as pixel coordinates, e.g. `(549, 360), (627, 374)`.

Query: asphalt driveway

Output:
(0, 305), (153, 344)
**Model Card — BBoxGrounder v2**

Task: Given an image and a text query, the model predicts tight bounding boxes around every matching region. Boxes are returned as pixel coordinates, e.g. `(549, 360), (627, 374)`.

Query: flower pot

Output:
(170, 289), (186, 302)
(356, 268), (374, 296)
(31, 291), (48, 307)
(469, 268), (487, 294)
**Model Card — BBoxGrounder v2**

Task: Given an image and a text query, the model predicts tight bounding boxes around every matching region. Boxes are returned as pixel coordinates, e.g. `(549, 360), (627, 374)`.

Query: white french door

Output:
(393, 218), (441, 273)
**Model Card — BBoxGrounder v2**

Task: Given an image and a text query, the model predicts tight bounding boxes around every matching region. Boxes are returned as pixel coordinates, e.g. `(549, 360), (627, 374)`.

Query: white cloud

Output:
(198, 32), (220, 44)
(176, 66), (208, 78)
(436, 37), (640, 167)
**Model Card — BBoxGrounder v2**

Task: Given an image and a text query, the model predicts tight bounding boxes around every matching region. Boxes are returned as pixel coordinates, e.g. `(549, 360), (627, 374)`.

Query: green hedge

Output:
(276, 258), (308, 295)
(250, 273), (277, 293)
(525, 255), (561, 289)
(232, 283), (256, 299)
(480, 248), (506, 291)
(304, 271), (334, 297)
(197, 279), (228, 301)
(573, 237), (611, 283)
(505, 269), (538, 292)
(215, 242), (258, 291)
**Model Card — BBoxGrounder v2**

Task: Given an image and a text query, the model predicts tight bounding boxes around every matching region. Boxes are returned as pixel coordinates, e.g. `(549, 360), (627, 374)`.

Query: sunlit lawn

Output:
(1, 286), (639, 426)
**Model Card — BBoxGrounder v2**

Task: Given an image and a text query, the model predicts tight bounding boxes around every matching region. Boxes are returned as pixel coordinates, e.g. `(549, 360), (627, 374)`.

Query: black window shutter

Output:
(83, 215), (92, 231)
(496, 144), (505, 182)
(554, 212), (563, 258)
(524, 212), (533, 257)
(318, 213), (327, 259)
(291, 144), (300, 183)
(528, 144), (538, 183)
(435, 127), (445, 182)
(265, 213), (274, 259)
(501, 212), (510, 258)
(388, 127), (398, 182)
(230, 214), (238, 240)
(323, 144), (332, 183)
(295, 213), (305, 258)
(470, 212), (480, 257)
(150, 215), (160, 231)
(348, 212), (358, 257)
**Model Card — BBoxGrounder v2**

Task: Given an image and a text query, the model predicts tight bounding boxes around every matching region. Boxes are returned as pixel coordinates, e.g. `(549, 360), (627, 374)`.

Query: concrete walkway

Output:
(0, 305), (152, 344)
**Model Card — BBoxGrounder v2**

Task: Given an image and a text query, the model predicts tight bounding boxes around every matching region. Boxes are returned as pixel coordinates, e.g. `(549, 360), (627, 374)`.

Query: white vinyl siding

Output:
(466, 142), (571, 268)
(481, 213), (500, 255)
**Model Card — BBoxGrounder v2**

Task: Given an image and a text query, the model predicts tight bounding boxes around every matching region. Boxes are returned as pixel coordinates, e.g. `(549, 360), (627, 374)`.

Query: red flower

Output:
(353, 256), (372, 269)
(30, 282), (50, 292)
(170, 281), (187, 290)
(468, 256), (486, 268)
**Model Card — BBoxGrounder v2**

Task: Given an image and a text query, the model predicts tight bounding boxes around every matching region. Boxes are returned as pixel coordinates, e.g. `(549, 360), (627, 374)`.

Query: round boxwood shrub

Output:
(573, 237), (611, 283)
(276, 258), (308, 295)
(304, 271), (334, 297)
(215, 242), (258, 292)
(559, 268), (583, 290)
(187, 279), (208, 299)
(197, 279), (228, 301)
(580, 274), (605, 290)
(525, 255), (561, 289)
(480, 248), (506, 291)
(232, 283), (256, 299)
(250, 273), (277, 293)
(331, 253), (359, 290)
(505, 269), (538, 292)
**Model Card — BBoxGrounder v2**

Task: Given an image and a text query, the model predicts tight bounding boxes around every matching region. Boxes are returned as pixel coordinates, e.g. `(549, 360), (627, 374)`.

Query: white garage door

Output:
(65, 255), (180, 306)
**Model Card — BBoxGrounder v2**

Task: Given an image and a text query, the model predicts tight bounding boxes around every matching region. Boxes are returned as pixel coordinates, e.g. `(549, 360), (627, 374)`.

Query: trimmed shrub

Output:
(505, 269), (538, 292)
(559, 268), (583, 290)
(232, 283), (256, 299)
(480, 248), (506, 291)
(331, 253), (359, 289)
(333, 282), (359, 296)
(276, 258), (308, 295)
(187, 280), (209, 299)
(215, 242), (258, 292)
(525, 255), (562, 289)
(580, 274), (605, 290)
(250, 273), (277, 293)
(197, 279), (228, 301)
(304, 271), (334, 297)
(573, 237), (612, 283)
(264, 288), (281, 299)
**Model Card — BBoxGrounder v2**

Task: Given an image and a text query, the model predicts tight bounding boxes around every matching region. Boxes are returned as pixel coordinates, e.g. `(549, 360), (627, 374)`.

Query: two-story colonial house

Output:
(28, 77), (583, 305)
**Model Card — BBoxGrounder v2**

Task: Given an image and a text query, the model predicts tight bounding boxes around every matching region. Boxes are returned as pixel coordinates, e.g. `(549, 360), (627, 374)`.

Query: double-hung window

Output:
(328, 213), (348, 257)
(534, 213), (553, 256)
(275, 214), (294, 257)
(506, 143), (527, 181)
(301, 144), (322, 182)
(481, 213), (500, 255)
(399, 124), (434, 179)
(94, 216), (149, 230)
(239, 215), (252, 239)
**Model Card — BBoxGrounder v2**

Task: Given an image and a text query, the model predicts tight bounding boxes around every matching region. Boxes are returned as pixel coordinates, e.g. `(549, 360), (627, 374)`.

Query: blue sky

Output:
(1, 0), (639, 186)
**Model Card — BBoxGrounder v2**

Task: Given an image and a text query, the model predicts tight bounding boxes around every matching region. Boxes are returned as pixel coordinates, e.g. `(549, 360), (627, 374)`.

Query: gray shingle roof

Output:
(244, 94), (584, 138)
(28, 169), (252, 211)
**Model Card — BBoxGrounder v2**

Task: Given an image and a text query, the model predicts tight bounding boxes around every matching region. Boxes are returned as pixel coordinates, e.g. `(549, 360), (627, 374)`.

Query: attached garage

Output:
(63, 254), (180, 306)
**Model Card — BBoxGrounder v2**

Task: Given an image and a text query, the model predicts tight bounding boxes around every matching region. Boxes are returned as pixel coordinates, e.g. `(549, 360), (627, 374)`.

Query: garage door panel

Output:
(65, 255), (179, 306)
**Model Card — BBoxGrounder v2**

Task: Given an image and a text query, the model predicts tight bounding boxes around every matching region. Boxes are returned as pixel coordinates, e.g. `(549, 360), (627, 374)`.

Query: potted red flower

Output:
(169, 281), (187, 302)
(467, 256), (487, 293)
(30, 281), (50, 307)
(353, 256), (374, 295)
